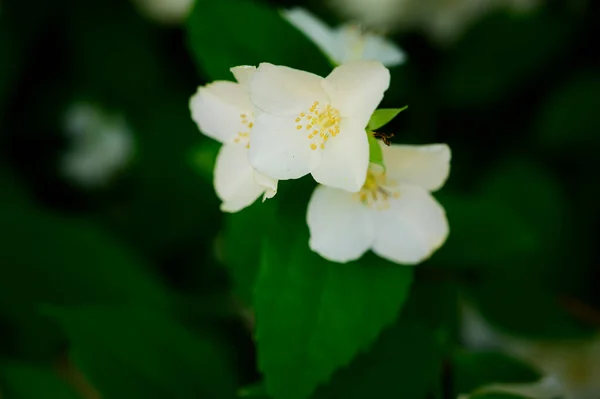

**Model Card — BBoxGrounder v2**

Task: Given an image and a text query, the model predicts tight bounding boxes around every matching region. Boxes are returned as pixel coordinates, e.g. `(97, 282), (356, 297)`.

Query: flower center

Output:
(234, 113), (254, 148)
(294, 101), (341, 151)
(354, 167), (399, 210)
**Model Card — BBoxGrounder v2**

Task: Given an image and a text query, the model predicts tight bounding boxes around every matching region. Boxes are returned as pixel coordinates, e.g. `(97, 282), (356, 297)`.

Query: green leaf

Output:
(367, 133), (385, 170)
(0, 362), (81, 399)
(313, 322), (442, 399)
(367, 107), (407, 131)
(255, 221), (413, 399)
(463, 274), (594, 340)
(46, 305), (238, 399)
(535, 71), (600, 150)
(222, 198), (278, 306)
(0, 206), (169, 307)
(453, 351), (541, 397)
(187, 0), (331, 81)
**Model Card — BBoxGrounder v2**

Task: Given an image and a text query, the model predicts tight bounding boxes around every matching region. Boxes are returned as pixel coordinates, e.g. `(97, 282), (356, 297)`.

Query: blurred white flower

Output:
(61, 103), (134, 188)
(248, 60), (390, 192)
(458, 375), (564, 399)
(461, 303), (600, 399)
(190, 66), (278, 213)
(131, 0), (195, 25)
(307, 142), (450, 264)
(281, 7), (405, 67)
(330, 0), (544, 44)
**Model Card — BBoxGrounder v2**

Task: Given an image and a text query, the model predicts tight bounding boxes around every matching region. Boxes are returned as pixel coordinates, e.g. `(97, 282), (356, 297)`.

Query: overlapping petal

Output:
(370, 184), (449, 264)
(321, 60), (390, 128)
(311, 118), (369, 192)
(189, 81), (253, 143)
(381, 143), (451, 191)
(307, 185), (373, 262)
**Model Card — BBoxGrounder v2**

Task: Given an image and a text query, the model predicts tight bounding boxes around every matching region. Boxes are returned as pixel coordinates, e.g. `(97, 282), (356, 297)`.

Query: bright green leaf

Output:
(0, 362), (81, 399)
(367, 107), (408, 131)
(187, 0), (330, 81)
(453, 351), (541, 397)
(367, 133), (385, 170)
(46, 305), (238, 399)
(255, 220), (413, 399)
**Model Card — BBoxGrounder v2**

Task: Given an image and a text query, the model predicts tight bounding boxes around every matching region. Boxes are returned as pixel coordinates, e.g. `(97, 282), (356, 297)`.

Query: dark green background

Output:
(0, 0), (598, 397)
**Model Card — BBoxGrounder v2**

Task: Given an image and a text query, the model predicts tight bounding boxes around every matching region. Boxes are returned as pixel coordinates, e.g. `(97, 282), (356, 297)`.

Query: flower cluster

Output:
(189, 12), (451, 265)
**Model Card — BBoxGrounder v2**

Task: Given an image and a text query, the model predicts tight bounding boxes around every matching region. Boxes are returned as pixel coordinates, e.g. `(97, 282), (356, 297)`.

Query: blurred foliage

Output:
(1, 0), (599, 397)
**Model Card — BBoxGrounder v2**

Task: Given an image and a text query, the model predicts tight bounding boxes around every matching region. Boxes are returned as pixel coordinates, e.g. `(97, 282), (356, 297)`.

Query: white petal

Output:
(249, 63), (328, 116)
(371, 184), (449, 265)
(189, 81), (252, 144)
(360, 32), (406, 67)
(214, 143), (265, 213)
(322, 60), (390, 128)
(253, 170), (278, 200)
(248, 112), (321, 180)
(382, 143), (451, 192)
(307, 185), (373, 263)
(230, 65), (256, 88)
(311, 119), (369, 192)
(281, 7), (338, 63)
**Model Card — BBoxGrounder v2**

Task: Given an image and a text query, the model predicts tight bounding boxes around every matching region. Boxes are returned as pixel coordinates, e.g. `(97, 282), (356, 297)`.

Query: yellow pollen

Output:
(293, 101), (341, 151)
(248, 122), (254, 128)
(310, 143), (317, 150)
(354, 169), (399, 210)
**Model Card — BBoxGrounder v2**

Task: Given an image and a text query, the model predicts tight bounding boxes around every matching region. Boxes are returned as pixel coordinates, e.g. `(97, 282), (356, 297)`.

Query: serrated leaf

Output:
(187, 0), (330, 81)
(46, 305), (238, 399)
(453, 351), (541, 397)
(367, 133), (385, 170)
(255, 221), (413, 399)
(367, 107), (407, 131)
(0, 362), (81, 399)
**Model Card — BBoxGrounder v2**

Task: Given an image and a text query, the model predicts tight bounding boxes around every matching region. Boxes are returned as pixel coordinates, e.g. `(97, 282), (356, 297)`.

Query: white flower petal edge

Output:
(189, 81), (253, 144)
(311, 118), (369, 192)
(306, 143), (451, 264)
(321, 60), (390, 128)
(215, 143), (268, 213)
(381, 143), (451, 191)
(371, 184), (448, 264)
(281, 7), (405, 67)
(190, 66), (278, 212)
(248, 61), (389, 186)
(307, 185), (374, 263)
(280, 7), (338, 64)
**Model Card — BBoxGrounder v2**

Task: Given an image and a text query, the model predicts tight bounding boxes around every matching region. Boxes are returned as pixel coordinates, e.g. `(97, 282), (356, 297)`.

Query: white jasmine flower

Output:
(61, 103), (134, 188)
(330, 0), (545, 44)
(329, 0), (408, 32)
(131, 0), (195, 25)
(190, 66), (278, 213)
(307, 142), (450, 264)
(281, 7), (405, 67)
(248, 60), (390, 192)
